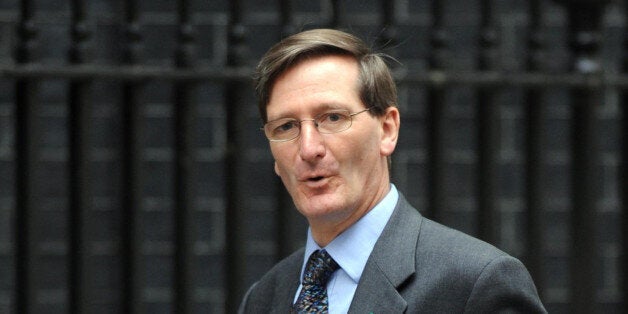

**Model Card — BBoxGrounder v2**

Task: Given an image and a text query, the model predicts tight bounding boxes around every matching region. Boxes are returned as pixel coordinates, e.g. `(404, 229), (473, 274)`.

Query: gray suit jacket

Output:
(239, 193), (546, 313)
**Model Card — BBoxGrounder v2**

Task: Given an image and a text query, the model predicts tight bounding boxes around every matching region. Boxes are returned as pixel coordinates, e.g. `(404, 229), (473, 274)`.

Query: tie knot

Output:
(302, 249), (339, 286)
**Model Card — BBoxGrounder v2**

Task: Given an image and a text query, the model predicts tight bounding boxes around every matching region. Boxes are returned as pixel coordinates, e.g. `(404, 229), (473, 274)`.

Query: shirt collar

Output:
(301, 184), (399, 283)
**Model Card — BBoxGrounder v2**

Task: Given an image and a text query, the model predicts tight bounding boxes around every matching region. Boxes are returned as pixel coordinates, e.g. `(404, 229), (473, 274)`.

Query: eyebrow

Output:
(267, 102), (349, 122)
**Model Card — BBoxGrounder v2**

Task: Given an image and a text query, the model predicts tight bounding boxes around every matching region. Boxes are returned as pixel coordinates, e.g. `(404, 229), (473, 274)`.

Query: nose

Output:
(298, 120), (326, 161)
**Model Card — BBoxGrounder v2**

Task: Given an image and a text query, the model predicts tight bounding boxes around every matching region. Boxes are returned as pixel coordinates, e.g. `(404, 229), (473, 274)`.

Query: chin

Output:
(298, 196), (350, 221)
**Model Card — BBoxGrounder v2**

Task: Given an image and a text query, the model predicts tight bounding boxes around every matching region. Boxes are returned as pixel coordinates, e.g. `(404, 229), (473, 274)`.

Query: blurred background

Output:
(0, 0), (626, 313)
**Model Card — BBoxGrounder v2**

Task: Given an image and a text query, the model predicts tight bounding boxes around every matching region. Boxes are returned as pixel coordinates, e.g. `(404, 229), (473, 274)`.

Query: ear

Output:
(380, 106), (400, 157)
(274, 161), (281, 177)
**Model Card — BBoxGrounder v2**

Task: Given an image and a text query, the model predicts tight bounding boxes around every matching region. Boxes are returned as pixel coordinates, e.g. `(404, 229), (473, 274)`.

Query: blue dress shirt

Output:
(294, 184), (399, 313)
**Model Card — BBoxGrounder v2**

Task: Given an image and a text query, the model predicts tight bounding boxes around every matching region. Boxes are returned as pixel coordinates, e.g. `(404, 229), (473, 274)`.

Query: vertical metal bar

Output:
(569, 12), (603, 314)
(623, 3), (628, 310)
(121, 1), (144, 313)
(557, 1), (608, 312)
(570, 86), (599, 314)
(524, 0), (544, 297)
(427, 0), (447, 221)
(15, 0), (37, 312)
(379, 0), (397, 51)
(279, 0), (295, 37)
(380, 0), (398, 191)
(14, 77), (35, 314)
(275, 185), (297, 261)
(68, 0), (91, 313)
(174, 0), (196, 312)
(329, 0), (342, 28)
(476, 0), (500, 245)
(623, 82), (628, 312)
(225, 0), (248, 311)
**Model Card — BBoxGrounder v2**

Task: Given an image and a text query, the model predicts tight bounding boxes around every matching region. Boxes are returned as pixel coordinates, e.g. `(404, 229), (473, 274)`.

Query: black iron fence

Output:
(0, 0), (626, 313)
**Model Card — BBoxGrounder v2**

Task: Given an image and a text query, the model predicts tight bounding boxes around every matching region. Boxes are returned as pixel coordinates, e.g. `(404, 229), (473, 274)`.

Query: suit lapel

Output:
(272, 277), (300, 313)
(349, 194), (423, 313)
(271, 249), (304, 313)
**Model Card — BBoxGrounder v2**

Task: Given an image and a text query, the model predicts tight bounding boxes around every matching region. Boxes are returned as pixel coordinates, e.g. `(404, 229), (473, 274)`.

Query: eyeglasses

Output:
(263, 107), (373, 142)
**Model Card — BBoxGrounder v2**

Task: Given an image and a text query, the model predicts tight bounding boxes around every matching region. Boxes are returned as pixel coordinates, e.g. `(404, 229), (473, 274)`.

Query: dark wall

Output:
(0, 0), (626, 313)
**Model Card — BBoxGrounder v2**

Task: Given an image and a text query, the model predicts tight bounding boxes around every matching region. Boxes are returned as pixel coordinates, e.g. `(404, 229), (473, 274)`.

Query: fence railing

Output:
(0, 0), (626, 313)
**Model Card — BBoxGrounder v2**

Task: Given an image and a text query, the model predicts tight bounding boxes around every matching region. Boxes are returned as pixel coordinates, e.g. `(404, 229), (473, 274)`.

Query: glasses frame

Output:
(262, 106), (373, 142)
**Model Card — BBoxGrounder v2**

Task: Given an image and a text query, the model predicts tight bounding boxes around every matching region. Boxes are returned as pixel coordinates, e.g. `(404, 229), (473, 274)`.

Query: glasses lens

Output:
(263, 109), (359, 141)
(265, 118), (299, 141)
(317, 110), (351, 133)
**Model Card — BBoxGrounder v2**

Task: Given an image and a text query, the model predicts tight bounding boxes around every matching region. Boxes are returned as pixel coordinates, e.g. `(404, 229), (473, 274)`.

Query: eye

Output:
(274, 120), (298, 134)
(328, 113), (341, 122)
(321, 111), (347, 124)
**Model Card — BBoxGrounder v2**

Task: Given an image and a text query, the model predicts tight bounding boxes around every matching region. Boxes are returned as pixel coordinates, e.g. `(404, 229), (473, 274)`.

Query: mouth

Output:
(298, 173), (331, 186)
(308, 176), (325, 182)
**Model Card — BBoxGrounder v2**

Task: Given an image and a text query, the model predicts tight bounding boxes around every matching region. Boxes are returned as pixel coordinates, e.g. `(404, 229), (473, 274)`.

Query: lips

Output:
(299, 174), (327, 182)
(297, 172), (332, 184)
(295, 164), (338, 186)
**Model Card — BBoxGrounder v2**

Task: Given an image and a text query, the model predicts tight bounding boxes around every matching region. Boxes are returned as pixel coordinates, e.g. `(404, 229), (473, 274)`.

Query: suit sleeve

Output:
(463, 255), (547, 314)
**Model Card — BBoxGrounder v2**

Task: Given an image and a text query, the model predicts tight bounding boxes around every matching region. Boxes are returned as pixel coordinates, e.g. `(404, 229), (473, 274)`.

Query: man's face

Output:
(266, 54), (399, 233)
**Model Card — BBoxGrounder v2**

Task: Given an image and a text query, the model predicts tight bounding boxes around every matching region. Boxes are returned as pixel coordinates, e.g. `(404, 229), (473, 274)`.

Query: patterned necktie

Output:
(293, 249), (340, 313)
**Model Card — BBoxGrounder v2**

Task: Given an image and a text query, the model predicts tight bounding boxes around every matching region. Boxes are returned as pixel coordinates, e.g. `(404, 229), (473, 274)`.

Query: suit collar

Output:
(348, 193), (423, 313)
(323, 185), (399, 284)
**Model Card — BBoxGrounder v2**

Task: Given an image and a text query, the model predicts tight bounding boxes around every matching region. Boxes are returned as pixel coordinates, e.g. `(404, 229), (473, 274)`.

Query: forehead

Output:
(266, 55), (361, 118)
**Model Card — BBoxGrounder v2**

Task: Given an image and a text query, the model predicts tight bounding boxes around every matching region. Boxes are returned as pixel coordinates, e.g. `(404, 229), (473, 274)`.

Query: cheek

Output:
(337, 135), (378, 169)
(270, 146), (292, 178)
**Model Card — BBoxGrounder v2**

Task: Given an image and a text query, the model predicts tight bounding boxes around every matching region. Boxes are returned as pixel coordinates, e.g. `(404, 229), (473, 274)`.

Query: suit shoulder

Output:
(412, 220), (546, 313)
(418, 217), (510, 266)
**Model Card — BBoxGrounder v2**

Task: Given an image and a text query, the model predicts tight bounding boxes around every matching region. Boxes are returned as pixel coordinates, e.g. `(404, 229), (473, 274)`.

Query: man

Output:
(239, 28), (546, 313)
